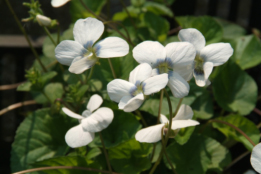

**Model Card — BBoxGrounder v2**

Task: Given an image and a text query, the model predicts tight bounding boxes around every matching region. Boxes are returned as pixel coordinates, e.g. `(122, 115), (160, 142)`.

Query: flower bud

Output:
(36, 14), (52, 27)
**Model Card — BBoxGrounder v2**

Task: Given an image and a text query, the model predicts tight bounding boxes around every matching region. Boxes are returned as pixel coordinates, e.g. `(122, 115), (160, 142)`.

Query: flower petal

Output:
(93, 37), (129, 58)
(118, 93), (144, 112)
(171, 120), (199, 130)
(133, 41), (166, 68)
(203, 62), (214, 81)
(135, 124), (164, 143)
(55, 40), (87, 66)
(173, 104), (194, 121)
(193, 68), (205, 87)
(200, 43), (233, 66)
(251, 143), (261, 173)
(65, 125), (95, 148)
(87, 94), (103, 112)
(68, 55), (97, 74)
(165, 42), (196, 81)
(168, 71), (190, 98)
(51, 0), (70, 7)
(160, 114), (169, 124)
(81, 107), (114, 132)
(178, 28), (206, 53)
(107, 79), (135, 103)
(62, 107), (83, 119)
(129, 63), (152, 84)
(73, 17), (104, 48)
(143, 73), (168, 95)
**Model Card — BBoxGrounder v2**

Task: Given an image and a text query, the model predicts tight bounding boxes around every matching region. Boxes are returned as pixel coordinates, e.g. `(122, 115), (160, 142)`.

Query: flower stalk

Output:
(99, 132), (113, 174)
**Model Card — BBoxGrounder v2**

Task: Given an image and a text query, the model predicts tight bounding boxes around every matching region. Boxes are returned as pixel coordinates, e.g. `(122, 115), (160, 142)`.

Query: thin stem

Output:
(0, 100), (37, 116)
(13, 166), (120, 174)
(43, 26), (57, 46)
(107, 59), (117, 79)
(224, 150), (250, 171)
(149, 148), (164, 174)
(99, 132), (113, 174)
(172, 98), (183, 119)
(5, 0), (47, 72)
(87, 66), (95, 81)
(135, 110), (148, 127)
(0, 82), (24, 90)
(119, 0), (137, 29)
(254, 108), (261, 116)
(164, 89), (173, 145)
(210, 119), (256, 146)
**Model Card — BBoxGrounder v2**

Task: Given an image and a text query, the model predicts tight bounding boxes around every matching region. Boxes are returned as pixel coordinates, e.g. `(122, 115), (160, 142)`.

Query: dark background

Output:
(1, 0), (261, 173)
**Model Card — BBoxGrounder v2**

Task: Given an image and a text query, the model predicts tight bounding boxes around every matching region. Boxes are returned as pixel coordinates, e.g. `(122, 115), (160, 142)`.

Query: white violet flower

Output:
(107, 63), (168, 112)
(51, 0), (70, 7)
(250, 143), (261, 173)
(133, 41), (196, 98)
(178, 28), (233, 87)
(62, 94), (113, 148)
(135, 104), (199, 143)
(55, 17), (129, 74)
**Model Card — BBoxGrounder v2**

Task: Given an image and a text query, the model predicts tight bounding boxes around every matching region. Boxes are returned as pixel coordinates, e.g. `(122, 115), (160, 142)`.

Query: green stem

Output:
(119, 0), (137, 29)
(210, 119), (256, 146)
(5, 0), (47, 72)
(164, 89), (173, 145)
(107, 59), (117, 79)
(135, 110), (148, 127)
(87, 66), (95, 81)
(99, 132), (113, 174)
(43, 26), (57, 46)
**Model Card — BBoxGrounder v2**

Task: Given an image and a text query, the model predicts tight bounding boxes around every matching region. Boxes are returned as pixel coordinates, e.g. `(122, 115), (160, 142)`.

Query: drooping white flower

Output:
(250, 143), (261, 173)
(107, 63), (168, 112)
(36, 14), (52, 27)
(51, 0), (70, 7)
(62, 94), (113, 148)
(133, 41), (196, 98)
(135, 104), (199, 143)
(178, 28), (233, 87)
(55, 17), (129, 74)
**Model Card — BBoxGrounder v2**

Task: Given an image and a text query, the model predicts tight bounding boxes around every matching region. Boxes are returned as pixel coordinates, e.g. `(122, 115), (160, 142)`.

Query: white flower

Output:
(36, 14), (51, 27)
(133, 41), (196, 98)
(135, 105), (199, 143)
(178, 28), (233, 87)
(62, 94), (113, 148)
(55, 17), (129, 74)
(250, 143), (261, 173)
(107, 63), (168, 112)
(51, 0), (70, 7)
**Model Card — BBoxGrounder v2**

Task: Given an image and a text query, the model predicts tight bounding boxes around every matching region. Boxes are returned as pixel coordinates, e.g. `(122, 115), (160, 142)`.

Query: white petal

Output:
(36, 15), (51, 27)
(118, 93), (144, 112)
(203, 62), (214, 81)
(173, 104), (194, 121)
(143, 74), (168, 95)
(133, 41), (166, 68)
(251, 143), (261, 173)
(87, 94), (103, 112)
(81, 107), (114, 132)
(73, 17), (104, 49)
(68, 55), (97, 74)
(165, 42), (195, 81)
(62, 107), (83, 119)
(65, 125), (95, 148)
(129, 63), (152, 84)
(193, 69), (205, 87)
(55, 40), (87, 66)
(178, 28), (206, 53)
(151, 68), (159, 76)
(135, 124), (164, 143)
(160, 114), (169, 124)
(168, 71), (190, 98)
(200, 43), (233, 66)
(51, 0), (70, 7)
(94, 37), (129, 58)
(171, 120), (199, 130)
(107, 79), (135, 103)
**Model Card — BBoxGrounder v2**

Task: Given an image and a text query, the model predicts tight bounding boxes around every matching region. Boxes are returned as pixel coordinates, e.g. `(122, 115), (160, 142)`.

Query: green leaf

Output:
(176, 16), (223, 44)
(212, 60), (257, 115)
(11, 108), (76, 172)
(89, 110), (141, 148)
(230, 35), (261, 70)
(143, 11), (170, 42)
(144, 2), (173, 17)
(44, 83), (64, 103)
(165, 134), (231, 174)
(175, 126), (195, 145)
(109, 139), (152, 174)
(32, 156), (102, 174)
(63, 70), (86, 84)
(86, 148), (102, 160)
(17, 81), (32, 91)
(212, 115), (260, 151)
